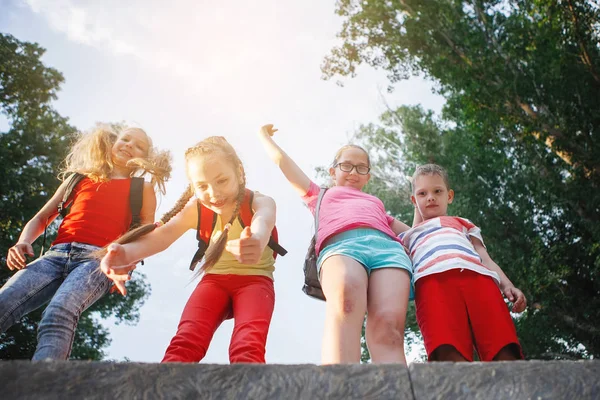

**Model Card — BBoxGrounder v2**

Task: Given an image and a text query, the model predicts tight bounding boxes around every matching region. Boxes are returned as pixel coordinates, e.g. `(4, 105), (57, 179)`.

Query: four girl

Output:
(1, 123), (527, 364)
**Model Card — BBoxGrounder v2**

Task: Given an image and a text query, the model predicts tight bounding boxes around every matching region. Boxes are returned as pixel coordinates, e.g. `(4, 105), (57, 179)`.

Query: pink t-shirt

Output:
(302, 181), (401, 255)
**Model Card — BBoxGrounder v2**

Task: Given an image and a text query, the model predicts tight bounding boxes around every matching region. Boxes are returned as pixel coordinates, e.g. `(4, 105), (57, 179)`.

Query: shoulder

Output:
(251, 190), (276, 210)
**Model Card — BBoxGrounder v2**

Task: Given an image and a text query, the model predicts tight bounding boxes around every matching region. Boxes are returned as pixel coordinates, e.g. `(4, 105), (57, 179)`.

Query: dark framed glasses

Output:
(334, 162), (370, 175)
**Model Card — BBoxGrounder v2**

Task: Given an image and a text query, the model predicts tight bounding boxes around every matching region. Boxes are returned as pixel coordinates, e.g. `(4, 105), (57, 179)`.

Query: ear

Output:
(364, 173), (371, 184)
(447, 189), (455, 204)
(329, 167), (336, 179)
(411, 195), (417, 206)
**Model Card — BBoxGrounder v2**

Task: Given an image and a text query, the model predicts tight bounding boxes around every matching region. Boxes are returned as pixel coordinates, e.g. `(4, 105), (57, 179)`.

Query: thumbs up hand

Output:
(225, 226), (265, 264)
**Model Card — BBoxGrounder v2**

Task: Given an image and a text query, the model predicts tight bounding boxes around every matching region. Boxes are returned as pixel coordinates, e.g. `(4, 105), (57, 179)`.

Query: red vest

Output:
(52, 178), (133, 247)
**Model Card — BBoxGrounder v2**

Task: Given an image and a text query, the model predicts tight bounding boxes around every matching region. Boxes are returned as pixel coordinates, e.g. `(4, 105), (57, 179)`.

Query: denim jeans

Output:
(0, 242), (111, 360)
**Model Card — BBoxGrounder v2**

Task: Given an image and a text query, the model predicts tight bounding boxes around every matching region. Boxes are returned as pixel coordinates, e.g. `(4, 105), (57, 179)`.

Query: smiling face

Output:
(186, 152), (242, 215)
(329, 146), (371, 190)
(411, 173), (454, 220)
(111, 128), (149, 167)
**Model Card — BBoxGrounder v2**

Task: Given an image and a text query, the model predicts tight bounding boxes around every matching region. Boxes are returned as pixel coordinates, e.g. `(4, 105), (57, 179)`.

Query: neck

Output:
(110, 164), (132, 179)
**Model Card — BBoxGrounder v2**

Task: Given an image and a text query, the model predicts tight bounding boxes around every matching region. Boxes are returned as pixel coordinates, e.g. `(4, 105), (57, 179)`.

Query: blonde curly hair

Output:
(60, 124), (171, 194)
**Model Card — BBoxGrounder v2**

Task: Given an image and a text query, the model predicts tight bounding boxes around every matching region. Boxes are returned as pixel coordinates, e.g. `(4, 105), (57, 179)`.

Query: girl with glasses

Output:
(258, 124), (414, 365)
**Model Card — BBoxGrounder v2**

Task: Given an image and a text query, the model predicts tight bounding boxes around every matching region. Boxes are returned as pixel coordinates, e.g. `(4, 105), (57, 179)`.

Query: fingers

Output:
(114, 281), (128, 296)
(7, 246), (28, 270)
(260, 124), (278, 137)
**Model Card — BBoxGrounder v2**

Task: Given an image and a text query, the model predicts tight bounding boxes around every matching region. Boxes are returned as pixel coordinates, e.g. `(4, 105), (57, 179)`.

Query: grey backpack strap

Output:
(314, 187), (327, 239)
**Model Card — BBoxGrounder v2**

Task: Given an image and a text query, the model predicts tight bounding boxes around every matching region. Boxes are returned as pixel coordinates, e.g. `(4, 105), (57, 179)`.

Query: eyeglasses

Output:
(334, 162), (370, 175)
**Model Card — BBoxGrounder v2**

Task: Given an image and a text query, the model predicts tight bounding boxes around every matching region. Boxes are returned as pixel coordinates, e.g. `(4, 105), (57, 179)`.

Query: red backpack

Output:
(189, 189), (287, 271)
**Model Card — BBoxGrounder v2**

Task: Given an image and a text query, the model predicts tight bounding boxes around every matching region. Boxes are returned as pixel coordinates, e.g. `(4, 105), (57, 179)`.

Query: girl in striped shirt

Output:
(400, 164), (526, 362)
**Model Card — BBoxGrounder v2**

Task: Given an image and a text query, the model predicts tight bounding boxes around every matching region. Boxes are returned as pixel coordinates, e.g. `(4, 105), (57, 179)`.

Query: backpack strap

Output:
(57, 173), (86, 218)
(128, 177), (144, 229)
(314, 187), (328, 238)
(189, 189), (287, 270)
(41, 173), (85, 257)
(189, 199), (218, 271)
(237, 189), (287, 258)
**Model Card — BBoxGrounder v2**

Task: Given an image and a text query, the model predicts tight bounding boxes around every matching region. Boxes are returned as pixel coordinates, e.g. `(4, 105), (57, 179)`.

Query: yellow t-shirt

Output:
(206, 215), (275, 280)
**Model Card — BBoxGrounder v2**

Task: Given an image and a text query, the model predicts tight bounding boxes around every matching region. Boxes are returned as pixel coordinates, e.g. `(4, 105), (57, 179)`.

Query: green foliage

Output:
(0, 33), (150, 360)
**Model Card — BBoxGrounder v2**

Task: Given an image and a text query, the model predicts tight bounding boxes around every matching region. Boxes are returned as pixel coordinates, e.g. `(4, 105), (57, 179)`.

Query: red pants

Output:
(416, 269), (523, 361)
(162, 274), (275, 363)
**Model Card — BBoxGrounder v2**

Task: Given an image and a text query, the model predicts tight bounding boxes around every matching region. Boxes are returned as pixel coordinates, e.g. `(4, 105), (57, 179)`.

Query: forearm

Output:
(17, 216), (53, 245)
(484, 260), (514, 290)
(250, 210), (276, 249)
(121, 223), (185, 263)
(258, 132), (310, 195)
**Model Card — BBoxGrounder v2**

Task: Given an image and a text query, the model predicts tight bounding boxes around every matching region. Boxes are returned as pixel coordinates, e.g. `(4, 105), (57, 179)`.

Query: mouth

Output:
(210, 199), (226, 208)
(426, 205), (438, 208)
(120, 150), (133, 157)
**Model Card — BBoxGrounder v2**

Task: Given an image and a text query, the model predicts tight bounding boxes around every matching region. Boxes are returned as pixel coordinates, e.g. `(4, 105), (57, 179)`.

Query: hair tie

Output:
(154, 221), (164, 228)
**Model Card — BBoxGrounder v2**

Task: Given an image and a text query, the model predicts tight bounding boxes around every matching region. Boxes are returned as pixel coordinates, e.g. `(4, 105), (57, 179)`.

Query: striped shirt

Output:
(399, 216), (500, 284)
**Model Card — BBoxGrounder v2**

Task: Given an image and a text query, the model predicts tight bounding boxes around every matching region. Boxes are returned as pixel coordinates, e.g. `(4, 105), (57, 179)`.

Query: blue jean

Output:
(0, 242), (111, 360)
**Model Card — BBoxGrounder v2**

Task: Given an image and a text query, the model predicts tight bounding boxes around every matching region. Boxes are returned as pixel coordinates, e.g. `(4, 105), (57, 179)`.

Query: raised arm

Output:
(471, 237), (527, 313)
(257, 124), (311, 196)
(6, 179), (68, 270)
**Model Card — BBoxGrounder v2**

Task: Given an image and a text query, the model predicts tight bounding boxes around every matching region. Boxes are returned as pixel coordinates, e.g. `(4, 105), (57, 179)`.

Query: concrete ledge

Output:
(1, 360), (598, 399)
(409, 360), (600, 400)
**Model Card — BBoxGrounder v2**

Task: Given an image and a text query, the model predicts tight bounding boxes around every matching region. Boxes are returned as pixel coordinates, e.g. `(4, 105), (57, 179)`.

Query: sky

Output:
(1, 0), (444, 363)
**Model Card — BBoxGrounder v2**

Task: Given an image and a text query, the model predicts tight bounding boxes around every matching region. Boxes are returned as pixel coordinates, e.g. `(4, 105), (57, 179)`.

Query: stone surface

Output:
(1, 361), (412, 400)
(409, 360), (600, 400)
(2, 360), (599, 399)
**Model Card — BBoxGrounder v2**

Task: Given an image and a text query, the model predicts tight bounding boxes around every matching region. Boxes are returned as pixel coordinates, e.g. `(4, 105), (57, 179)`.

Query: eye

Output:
(418, 191), (425, 196)
(217, 178), (229, 185)
(435, 189), (442, 193)
(196, 184), (208, 191)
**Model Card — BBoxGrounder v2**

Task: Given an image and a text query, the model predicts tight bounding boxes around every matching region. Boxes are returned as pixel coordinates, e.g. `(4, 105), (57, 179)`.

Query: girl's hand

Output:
(503, 286), (527, 313)
(100, 243), (139, 296)
(225, 226), (266, 264)
(259, 124), (278, 138)
(7, 242), (34, 270)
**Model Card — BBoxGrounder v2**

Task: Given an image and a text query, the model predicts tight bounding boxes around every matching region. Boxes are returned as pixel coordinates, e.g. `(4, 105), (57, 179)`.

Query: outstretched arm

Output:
(472, 237), (527, 313)
(6, 179), (68, 270)
(257, 124), (311, 196)
(101, 197), (197, 294)
(225, 192), (276, 264)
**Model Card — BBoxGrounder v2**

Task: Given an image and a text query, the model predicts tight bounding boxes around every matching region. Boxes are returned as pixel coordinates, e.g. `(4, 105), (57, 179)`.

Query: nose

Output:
(427, 194), (435, 202)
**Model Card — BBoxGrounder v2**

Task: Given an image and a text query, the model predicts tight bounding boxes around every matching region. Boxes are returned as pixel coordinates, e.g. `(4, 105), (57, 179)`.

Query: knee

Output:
(367, 310), (406, 346)
(326, 279), (366, 317)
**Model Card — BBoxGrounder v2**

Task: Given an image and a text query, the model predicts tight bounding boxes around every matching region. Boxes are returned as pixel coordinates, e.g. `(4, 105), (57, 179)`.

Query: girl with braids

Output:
(2, 125), (171, 360)
(100, 136), (279, 363)
(258, 124), (415, 365)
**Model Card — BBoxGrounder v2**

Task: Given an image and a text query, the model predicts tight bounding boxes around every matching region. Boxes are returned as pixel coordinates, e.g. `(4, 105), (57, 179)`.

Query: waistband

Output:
(323, 228), (391, 248)
(47, 242), (101, 253)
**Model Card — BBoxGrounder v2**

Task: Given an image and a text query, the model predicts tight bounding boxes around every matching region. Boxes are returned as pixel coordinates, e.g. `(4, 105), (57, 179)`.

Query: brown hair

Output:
(331, 144), (371, 167)
(99, 136), (245, 275)
(411, 164), (450, 193)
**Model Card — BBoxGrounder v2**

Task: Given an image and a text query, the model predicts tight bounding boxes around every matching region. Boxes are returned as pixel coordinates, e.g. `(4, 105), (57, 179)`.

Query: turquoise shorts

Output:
(317, 228), (414, 300)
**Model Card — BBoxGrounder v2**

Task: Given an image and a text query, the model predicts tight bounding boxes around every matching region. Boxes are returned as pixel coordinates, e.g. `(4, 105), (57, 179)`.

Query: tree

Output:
(0, 33), (150, 360)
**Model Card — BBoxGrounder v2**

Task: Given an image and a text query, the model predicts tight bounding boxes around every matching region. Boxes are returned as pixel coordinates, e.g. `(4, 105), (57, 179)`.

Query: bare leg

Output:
(365, 268), (411, 364)
(320, 255), (368, 364)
